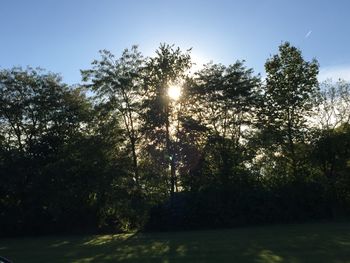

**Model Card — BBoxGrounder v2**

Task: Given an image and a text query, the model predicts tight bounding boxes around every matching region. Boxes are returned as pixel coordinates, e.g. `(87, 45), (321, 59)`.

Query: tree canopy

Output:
(1, 42), (350, 235)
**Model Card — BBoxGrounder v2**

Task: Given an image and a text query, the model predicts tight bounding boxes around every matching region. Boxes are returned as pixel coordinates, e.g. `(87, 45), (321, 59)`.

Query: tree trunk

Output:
(165, 98), (176, 201)
(287, 108), (297, 178)
(130, 136), (139, 187)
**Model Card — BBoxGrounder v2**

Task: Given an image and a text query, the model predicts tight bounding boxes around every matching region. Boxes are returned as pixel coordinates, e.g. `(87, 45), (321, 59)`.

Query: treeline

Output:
(1, 42), (350, 235)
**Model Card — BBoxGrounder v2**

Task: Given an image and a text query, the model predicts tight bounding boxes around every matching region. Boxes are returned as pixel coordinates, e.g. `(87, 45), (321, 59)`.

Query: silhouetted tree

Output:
(314, 80), (350, 130)
(0, 67), (94, 234)
(259, 42), (319, 178)
(142, 44), (191, 199)
(184, 62), (260, 187)
(3, 42), (350, 235)
(82, 46), (144, 187)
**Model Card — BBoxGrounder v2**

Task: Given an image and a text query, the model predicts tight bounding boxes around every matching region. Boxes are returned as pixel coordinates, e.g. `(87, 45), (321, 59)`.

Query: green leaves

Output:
(259, 42), (320, 178)
(3, 42), (350, 234)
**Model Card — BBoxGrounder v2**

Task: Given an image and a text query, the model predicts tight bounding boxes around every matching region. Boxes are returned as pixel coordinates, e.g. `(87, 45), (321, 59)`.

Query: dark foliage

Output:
(1, 43), (350, 236)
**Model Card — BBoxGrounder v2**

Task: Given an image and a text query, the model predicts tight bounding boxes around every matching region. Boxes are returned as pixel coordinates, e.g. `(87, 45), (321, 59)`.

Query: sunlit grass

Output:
(1, 222), (350, 262)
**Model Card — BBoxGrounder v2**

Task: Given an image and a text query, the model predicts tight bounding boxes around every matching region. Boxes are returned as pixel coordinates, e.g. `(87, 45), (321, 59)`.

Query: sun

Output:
(168, 85), (181, 100)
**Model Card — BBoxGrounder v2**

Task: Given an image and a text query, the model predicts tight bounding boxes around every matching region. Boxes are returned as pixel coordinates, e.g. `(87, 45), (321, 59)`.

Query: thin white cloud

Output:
(319, 65), (350, 82)
(305, 30), (312, 38)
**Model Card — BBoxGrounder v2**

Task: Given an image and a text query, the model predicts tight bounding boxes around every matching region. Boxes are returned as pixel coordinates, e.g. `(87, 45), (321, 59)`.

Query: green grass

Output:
(1, 222), (350, 262)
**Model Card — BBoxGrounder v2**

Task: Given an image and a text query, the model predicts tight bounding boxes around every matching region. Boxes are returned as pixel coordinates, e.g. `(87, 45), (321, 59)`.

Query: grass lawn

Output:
(1, 222), (350, 262)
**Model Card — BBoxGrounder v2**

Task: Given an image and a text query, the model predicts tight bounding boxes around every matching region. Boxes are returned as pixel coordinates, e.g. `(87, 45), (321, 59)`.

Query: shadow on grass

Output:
(1, 222), (350, 263)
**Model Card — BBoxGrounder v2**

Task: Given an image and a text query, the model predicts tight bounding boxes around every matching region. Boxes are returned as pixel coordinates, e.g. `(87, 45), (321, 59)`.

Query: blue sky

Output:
(1, 0), (350, 84)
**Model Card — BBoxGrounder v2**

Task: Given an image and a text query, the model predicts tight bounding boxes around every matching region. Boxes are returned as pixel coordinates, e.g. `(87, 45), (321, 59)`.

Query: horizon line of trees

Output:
(1, 42), (350, 236)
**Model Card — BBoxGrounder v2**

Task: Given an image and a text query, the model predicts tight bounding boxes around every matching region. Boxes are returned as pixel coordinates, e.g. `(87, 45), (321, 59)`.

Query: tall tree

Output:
(142, 44), (191, 199)
(81, 46), (143, 186)
(184, 62), (260, 187)
(259, 42), (319, 178)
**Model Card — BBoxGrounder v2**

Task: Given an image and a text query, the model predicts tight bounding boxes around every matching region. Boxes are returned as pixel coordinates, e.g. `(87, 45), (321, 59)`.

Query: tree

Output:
(259, 42), (319, 178)
(312, 123), (350, 217)
(82, 46), (144, 187)
(142, 44), (191, 199)
(314, 79), (350, 131)
(183, 62), (260, 187)
(0, 67), (94, 234)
